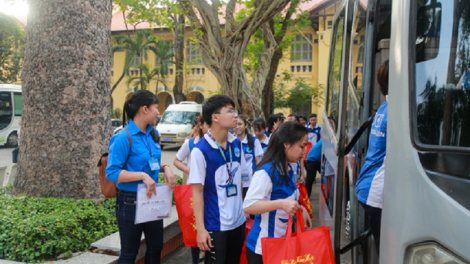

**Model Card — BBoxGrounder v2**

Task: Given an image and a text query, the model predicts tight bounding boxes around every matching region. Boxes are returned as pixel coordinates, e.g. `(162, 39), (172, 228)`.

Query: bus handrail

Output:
(344, 116), (374, 155)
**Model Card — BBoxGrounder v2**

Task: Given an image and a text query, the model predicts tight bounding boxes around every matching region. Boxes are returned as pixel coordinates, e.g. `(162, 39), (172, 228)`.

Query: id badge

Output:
(149, 158), (160, 171)
(292, 174), (299, 183)
(241, 173), (249, 181)
(226, 184), (238, 197)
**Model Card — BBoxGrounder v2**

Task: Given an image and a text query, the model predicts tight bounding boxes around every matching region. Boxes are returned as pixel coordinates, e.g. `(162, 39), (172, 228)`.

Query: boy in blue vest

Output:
(188, 95), (249, 264)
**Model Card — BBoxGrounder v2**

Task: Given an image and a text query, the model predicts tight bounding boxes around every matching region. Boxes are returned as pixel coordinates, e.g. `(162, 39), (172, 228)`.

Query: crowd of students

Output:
(106, 91), (322, 264)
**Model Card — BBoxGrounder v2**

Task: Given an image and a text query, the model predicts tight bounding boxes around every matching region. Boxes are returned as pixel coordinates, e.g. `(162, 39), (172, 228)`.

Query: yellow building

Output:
(110, 0), (341, 122)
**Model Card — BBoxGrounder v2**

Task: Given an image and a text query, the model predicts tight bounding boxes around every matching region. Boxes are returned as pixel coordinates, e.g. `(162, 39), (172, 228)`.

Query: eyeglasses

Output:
(216, 108), (238, 116)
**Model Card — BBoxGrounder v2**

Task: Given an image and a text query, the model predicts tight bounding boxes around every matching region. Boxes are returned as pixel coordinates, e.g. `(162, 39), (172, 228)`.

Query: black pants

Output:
(205, 223), (245, 264)
(305, 161), (321, 197)
(246, 247), (263, 264)
(116, 190), (163, 264)
(360, 202), (382, 256)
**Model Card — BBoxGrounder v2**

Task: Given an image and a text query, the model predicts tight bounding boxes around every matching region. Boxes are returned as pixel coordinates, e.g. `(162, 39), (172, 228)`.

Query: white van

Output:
(0, 84), (21, 147)
(157, 101), (202, 148)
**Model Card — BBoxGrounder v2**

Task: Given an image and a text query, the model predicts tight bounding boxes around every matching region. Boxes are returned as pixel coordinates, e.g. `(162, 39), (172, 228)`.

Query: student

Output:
(234, 115), (264, 197)
(106, 90), (176, 264)
(243, 122), (313, 264)
(188, 95), (249, 264)
(173, 115), (209, 264)
(306, 139), (322, 196)
(286, 114), (300, 123)
(252, 118), (269, 154)
(299, 116), (307, 127)
(307, 114), (322, 146)
(266, 114), (281, 137)
(355, 60), (389, 256)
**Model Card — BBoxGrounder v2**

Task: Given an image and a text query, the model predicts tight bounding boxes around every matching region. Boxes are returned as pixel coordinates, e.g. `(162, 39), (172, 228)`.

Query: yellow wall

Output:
(111, 3), (339, 124)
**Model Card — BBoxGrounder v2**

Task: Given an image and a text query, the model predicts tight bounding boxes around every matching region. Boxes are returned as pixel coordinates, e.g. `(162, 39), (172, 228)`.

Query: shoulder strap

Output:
(123, 128), (132, 149)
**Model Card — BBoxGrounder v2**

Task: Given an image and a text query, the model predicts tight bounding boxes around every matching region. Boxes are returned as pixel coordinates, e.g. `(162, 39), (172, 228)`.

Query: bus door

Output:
(321, 0), (354, 262)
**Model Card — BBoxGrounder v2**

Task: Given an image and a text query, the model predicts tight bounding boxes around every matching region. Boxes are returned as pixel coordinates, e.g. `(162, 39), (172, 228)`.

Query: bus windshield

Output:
(160, 111), (196, 125)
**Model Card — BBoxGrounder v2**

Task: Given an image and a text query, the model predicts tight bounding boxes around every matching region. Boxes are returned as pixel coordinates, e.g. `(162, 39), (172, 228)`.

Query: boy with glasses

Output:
(188, 95), (248, 264)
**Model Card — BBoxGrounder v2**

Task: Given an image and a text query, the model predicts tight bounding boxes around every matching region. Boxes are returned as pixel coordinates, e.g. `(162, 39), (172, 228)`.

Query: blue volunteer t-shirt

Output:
(243, 162), (299, 255)
(307, 125), (322, 145)
(307, 139), (323, 162)
(355, 100), (387, 208)
(106, 119), (162, 192)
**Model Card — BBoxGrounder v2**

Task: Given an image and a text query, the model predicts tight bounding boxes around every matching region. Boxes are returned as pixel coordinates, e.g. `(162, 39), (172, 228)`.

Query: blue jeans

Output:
(116, 190), (164, 264)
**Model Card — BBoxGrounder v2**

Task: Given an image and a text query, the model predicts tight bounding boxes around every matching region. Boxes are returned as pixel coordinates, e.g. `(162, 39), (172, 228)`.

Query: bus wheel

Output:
(6, 132), (18, 148)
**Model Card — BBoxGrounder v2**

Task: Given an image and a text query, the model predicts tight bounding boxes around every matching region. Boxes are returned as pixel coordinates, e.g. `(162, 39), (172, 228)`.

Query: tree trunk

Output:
(262, 47), (283, 118)
(179, 0), (291, 120)
(14, 0), (112, 198)
(173, 14), (186, 103)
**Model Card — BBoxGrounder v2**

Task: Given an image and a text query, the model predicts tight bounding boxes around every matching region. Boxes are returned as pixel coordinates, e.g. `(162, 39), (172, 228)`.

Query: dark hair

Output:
(288, 114), (300, 122)
(257, 122), (308, 185)
(123, 90), (160, 142)
(377, 60), (389, 95)
(190, 115), (206, 139)
(299, 116), (306, 121)
(202, 95), (235, 126)
(267, 114), (281, 137)
(238, 115), (254, 150)
(309, 113), (317, 119)
(252, 118), (266, 132)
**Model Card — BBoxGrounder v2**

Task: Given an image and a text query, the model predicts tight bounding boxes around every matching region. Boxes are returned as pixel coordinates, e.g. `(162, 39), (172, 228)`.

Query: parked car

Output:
(156, 101), (202, 148)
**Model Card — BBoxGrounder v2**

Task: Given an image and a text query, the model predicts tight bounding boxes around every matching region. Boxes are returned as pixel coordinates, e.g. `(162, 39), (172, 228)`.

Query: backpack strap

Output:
(123, 128), (132, 149)
(188, 138), (195, 152)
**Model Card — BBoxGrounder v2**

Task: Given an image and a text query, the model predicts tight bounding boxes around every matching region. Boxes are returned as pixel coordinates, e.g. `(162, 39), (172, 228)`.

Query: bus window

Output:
(350, 0), (367, 94)
(326, 16), (345, 133)
(14, 92), (21, 116)
(413, 0), (470, 148)
(0, 92), (12, 130)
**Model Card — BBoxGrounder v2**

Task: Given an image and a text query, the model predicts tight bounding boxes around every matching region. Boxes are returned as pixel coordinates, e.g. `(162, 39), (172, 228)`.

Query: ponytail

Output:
(122, 90), (160, 143)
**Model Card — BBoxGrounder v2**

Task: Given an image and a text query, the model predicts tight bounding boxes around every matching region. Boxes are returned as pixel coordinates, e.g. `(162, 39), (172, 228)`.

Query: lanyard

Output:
(288, 163), (300, 175)
(207, 131), (234, 184)
(141, 134), (153, 158)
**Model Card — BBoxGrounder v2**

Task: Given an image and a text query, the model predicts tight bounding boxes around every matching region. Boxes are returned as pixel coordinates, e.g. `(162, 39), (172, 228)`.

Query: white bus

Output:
(0, 84), (22, 147)
(321, 0), (470, 263)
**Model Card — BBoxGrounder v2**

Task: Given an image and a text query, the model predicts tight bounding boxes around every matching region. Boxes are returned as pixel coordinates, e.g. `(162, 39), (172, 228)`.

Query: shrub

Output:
(0, 185), (117, 263)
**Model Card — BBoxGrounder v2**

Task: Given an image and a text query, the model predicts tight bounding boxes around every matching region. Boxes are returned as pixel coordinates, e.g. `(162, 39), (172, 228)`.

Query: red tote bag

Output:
(261, 209), (335, 264)
(174, 185), (198, 247)
(296, 182), (313, 219)
(239, 218), (254, 264)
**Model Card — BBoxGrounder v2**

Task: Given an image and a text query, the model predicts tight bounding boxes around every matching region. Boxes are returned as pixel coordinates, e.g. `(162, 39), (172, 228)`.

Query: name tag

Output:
(241, 173), (250, 181)
(149, 158), (160, 171)
(226, 184), (238, 197)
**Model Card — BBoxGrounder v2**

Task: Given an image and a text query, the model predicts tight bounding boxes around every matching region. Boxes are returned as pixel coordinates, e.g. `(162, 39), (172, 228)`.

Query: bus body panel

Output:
(382, 0), (470, 262)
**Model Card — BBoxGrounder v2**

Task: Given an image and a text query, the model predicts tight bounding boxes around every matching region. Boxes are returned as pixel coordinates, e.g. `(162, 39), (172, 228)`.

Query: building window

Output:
(291, 34), (312, 62)
(131, 55), (141, 67)
(187, 41), (202, 64)
(156, 40), (174, 65)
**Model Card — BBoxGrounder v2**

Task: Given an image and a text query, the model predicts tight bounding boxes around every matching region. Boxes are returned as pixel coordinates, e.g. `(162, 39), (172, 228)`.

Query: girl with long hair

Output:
(243, 122), (312, 264)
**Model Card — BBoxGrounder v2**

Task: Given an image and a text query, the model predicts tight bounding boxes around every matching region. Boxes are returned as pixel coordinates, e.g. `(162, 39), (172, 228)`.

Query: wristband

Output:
(161, 164), (169, 172)
(140, 171), (144, 180)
